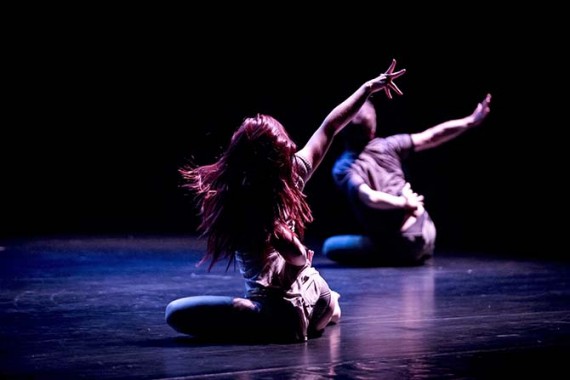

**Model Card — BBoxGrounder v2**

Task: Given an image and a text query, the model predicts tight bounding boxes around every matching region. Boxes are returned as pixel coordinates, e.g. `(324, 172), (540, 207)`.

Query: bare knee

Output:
(330, 291), (341, 324)
(313, 291), (341, 332)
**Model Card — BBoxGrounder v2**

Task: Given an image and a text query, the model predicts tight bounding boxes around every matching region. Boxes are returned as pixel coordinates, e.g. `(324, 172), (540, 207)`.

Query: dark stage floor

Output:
(1, 236), (569, 379)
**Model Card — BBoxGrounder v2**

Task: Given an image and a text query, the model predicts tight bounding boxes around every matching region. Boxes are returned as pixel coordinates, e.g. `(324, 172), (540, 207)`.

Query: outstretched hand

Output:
(368, 59), (406, 99)
(470, 93), (492, 126)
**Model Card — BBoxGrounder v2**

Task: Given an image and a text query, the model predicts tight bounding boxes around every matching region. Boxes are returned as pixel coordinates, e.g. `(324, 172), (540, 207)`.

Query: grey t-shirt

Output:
(332, 134), (414, 241)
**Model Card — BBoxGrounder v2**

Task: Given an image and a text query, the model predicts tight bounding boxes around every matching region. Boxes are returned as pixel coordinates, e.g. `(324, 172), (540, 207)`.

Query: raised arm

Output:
(297, 59), (406, 176)
(411, 93), (492, 152)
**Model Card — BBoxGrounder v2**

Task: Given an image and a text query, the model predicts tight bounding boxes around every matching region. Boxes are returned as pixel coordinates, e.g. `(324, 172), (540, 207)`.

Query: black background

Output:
(2, 7), (564, 257)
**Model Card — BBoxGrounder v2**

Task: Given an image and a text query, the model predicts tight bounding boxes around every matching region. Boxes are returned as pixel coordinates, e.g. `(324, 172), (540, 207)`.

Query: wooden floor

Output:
(1, 236), (569, 379)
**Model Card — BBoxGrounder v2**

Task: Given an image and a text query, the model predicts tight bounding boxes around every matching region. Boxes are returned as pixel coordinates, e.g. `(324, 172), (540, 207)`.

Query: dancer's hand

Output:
(401, 182), (424, 211)
(367, 59), (406, 99)
(469, 93), (492, 127)
(306, 248), (314, 264)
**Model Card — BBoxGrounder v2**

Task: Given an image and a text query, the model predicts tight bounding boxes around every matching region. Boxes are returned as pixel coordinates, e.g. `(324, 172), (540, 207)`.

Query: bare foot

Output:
(232, 297), (257, 311)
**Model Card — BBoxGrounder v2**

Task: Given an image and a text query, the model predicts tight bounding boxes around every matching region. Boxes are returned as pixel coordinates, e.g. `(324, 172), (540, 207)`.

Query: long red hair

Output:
(180, 114), (313, 270)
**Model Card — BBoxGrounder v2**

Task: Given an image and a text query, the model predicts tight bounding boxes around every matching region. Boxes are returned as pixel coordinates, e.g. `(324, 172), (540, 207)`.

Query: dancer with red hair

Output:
(166, 60), (405, 342)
